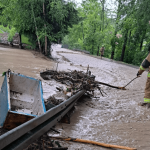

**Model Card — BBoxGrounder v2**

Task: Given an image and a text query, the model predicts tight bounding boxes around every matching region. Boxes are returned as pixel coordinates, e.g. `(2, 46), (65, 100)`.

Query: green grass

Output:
(21, 34), (32, 46)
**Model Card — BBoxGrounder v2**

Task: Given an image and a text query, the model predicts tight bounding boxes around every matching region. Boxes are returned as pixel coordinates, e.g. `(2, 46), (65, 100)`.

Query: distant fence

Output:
(61, 44), (90, 54)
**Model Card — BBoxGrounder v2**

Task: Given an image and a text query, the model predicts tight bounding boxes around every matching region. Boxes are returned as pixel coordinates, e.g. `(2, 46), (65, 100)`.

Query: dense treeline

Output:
(0, 0), (79, 55)
(0, 0), (150, 65)
(62, 0), (150, 65)
(63, 0), (114, 58)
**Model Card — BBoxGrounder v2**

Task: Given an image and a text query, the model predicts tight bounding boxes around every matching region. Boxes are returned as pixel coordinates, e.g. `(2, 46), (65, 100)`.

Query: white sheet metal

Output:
(9, 73), (46, 116)
(0, 70), (46, 128)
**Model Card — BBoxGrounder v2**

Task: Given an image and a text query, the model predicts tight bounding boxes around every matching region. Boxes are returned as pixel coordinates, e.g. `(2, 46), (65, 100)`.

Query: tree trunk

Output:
(148, 44), (150, 52)
(43, 2), (47, 55)
(91, 21), (96, 55)
(111, 0), (121, 59)
(81, 22), (84, 40)
(128, 30), (131, 46)
(45, 31), (47, 54)
(92, 45), (94, 54)
(31, 4), (41, 52)
(100, 0), (105, 31)
(97, 46), (99, 56)
(111, 48), (115, 59)
(47, 38), (50, 56)
(140, 39), (144, 51)
(18, 33), (22, 49)
(120, 30), (128, 61)
(81, 22), (85, 49)
(140, 29), (146, 51)
(111, 30), (117, 59)
(102, 0), (104, 31)
(120, 44), (126, 61)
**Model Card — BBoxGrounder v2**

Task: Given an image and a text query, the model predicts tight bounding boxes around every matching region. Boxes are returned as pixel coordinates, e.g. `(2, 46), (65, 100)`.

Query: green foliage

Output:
(1, 0), (150, 66)
(21, 34), (32, 46)
(0, 25), (10, 33)
(2, 72), (6, 77)
(0, 29), (3, 33)
(110, 0), (150, 65)
(62, 0), (114, 56)
(132, 51), (147, 66)
(62, 0), (150, 66)
(0, 0), (79, 54)
(0, 25), (17, 42)
(8, 27), (16, 42)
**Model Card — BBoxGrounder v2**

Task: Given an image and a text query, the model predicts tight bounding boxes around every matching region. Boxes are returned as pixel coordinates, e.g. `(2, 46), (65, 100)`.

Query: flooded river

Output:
(0, 45), (150, 150)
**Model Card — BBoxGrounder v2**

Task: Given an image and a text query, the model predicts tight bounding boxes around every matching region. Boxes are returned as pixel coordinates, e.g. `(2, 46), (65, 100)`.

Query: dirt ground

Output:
(0, 45), (150, 150)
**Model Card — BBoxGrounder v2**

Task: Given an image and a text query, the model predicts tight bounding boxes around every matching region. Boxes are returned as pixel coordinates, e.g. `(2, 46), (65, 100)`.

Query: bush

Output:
(8, 28), (16, 42)
(0, 25), (10, 33)
(132, 50), (148, 65)
(0, 29), (3, 33)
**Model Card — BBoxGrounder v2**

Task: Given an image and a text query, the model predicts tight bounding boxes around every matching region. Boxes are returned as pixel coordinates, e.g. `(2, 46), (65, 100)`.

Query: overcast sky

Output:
(68, 0), (117, 10)
(74, 0), (82, 4)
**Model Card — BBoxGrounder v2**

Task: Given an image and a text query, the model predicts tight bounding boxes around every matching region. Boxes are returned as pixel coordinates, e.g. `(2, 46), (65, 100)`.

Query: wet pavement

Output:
(50, 45), (149, 150)
(0, 44), (149, 150)
(0, 46), (55, 87)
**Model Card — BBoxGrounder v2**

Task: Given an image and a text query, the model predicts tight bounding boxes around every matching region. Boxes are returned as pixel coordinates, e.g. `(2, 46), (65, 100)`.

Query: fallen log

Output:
(50, 136), (136, 150)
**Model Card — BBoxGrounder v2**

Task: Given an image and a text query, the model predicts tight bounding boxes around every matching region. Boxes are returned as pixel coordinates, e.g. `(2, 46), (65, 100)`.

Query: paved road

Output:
(0, 45), (149, 150)
(50, 44), (150, 150)
(0, 46), (54, 87)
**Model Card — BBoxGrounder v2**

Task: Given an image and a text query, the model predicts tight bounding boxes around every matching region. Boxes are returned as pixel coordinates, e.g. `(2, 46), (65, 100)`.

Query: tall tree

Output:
(0, 0), (79, 55)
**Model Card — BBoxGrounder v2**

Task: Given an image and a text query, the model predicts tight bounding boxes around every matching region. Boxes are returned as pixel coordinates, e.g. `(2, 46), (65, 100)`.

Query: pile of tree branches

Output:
(40, 69), (107, 98)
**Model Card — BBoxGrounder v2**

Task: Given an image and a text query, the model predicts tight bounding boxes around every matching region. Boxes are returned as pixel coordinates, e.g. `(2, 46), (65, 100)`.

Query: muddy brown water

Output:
(0, 47), (55, 86)
(0, 45), (149, 150)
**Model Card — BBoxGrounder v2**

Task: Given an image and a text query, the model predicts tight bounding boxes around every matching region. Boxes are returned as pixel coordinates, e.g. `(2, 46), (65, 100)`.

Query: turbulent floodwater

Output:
(0, 45), (150, 150)
(0, 47), (55, 87)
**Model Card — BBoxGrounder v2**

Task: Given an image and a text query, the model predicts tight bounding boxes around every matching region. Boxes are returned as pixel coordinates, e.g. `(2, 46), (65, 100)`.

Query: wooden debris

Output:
(24, 134), (68, 150)
(50, 136), (136, 150)
(40, 69), (127, 101)
(47, 96), (64, 105)
(50, 128), (60, 134)
(40, 69), (106, 98)
(96, 81), (126, 90)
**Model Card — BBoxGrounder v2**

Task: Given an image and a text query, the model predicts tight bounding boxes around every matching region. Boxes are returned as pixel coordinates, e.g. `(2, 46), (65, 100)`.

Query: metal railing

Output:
(0, 90), (85, 150)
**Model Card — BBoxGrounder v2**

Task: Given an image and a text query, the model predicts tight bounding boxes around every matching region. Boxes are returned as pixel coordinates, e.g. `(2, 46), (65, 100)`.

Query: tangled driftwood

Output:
(40, 69), (109, 98)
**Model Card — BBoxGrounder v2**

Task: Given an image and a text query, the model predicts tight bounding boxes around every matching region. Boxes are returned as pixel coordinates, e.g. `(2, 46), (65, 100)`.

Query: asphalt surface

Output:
(0, 45), (149, 150)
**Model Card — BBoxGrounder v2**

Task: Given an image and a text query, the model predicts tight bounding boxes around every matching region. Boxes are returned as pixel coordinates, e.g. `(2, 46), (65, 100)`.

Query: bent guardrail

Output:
(0, 90), (85, 150)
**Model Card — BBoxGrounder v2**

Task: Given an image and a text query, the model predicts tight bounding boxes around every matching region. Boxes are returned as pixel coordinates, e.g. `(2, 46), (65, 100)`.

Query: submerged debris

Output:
(48, 96), (64, 105)
(24, 133), (68, 150)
